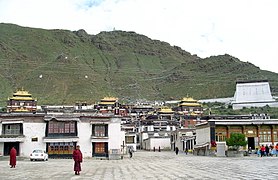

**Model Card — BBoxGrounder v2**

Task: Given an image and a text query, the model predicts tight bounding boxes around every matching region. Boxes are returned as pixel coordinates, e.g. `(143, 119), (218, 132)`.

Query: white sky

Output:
(0, 0), (278, 73)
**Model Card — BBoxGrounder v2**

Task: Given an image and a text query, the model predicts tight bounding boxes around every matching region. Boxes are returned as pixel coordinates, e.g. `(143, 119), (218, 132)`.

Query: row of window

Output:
(1, 123), (108, 137)
(215, 131), (278, 142)
(46, 142), (107, 156)
(48, 121), (75, 134)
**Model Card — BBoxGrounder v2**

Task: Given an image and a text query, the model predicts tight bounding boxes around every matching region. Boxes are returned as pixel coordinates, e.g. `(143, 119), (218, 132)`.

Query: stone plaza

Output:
(0, 151), (278, 180)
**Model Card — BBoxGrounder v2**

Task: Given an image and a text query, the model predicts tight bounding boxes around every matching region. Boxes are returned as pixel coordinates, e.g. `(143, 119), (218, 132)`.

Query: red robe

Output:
(73, 149), (82, 172)
(9, 147), (17, 166)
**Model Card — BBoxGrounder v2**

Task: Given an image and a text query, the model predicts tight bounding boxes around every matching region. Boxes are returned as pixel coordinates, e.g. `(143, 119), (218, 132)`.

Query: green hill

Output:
(1, 23), (278, 106)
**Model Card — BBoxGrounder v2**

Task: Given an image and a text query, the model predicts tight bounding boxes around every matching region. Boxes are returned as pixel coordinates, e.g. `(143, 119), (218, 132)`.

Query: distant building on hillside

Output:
(7, 89), (37, 113)
(232, 80), (278, 109)
(172, 96), (203, 116)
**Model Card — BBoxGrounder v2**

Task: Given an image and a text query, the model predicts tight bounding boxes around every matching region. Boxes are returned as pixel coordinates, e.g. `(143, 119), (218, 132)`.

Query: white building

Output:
(171, 128), (196, 153)
(0, 113), (125, 159)
(0, 113), (45, 157)
(232, 80), (278, 109)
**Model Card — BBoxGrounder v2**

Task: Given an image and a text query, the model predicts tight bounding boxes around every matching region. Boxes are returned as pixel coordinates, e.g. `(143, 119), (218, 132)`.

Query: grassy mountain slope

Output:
(1, 23), (278, 105)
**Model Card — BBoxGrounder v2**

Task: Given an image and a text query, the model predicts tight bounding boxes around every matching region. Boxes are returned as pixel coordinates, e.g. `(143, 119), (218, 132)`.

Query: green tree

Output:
(226, 133), (247, 151)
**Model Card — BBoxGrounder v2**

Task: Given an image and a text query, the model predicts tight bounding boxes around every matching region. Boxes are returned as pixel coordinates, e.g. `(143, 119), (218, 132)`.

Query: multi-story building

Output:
(194, 115), (278, 156)
(174, 96), (203, 115)
(139, 107), (179, 150)
(0, 113), (45, 157)
(7, 89), (37, 113)
(171, 128), (196, 152)
(0, 111), (125, 159)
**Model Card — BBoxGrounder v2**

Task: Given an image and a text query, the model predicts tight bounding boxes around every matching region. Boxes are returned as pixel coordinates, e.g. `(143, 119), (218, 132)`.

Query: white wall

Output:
(109, 118), (125, 151)
(0, 143), (4, 156)
(144, 138), (171, 150)
(21, 122), (46, 157)
(195, 126), (210, 146)
(151, 138), (170, 150)
(78, 122), (92, 158)
(234, 82), (274, 103)
(233, 102), (278, 110)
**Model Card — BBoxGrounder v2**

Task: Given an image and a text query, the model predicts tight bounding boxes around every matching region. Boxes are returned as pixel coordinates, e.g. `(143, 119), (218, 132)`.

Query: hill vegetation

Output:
(1, 23), (278, 106)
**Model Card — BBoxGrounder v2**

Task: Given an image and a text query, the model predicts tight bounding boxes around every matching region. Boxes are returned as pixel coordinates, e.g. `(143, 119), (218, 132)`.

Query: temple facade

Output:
(7, 89), (37, 113)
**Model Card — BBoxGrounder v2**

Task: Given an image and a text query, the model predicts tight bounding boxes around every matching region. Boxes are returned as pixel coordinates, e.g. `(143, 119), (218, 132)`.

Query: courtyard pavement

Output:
(0, 150), (278, 180)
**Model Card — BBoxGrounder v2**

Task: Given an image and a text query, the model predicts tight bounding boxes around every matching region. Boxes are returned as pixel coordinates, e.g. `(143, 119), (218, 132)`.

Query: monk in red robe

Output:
(9, 147), (17, 168)
(73, 145), (83, 175)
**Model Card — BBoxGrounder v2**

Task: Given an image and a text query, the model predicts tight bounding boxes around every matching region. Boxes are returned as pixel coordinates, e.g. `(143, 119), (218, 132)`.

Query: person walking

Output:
(73, 145), (83, 175)
(175, 147), (179, 155)
(9, 147), (17, 168)
(185, 148), (188, 155)
(129, 147), (133, 158)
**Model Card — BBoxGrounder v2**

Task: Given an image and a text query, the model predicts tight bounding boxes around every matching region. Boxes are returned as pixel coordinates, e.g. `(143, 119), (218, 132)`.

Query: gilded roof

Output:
(99, 96), (118, 105)
(181, 97), (197, 102)
(13, 90), (32, 96)
(158, 107), (174, 113)
(8, 89), (36, 101)
(9, 97), (35, 101)
(101, 96), (118, 101)
(179, 102), (201, 107)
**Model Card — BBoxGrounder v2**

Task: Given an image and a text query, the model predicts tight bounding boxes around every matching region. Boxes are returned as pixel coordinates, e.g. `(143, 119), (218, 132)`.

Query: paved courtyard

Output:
(0, 151), (278, 180)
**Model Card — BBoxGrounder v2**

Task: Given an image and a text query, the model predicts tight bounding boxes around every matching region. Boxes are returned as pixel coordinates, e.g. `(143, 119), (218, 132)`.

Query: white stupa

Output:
(232, 80), (278, 109)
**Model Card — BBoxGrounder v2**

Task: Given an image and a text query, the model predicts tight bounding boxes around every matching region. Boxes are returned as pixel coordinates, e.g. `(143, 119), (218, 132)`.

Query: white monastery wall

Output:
(195, 126), (210, 145)
(150, 138), (171, 150)
(22, 122), (46, 157)
(108, 118), (124, 151)
(78, 122), (92, 157)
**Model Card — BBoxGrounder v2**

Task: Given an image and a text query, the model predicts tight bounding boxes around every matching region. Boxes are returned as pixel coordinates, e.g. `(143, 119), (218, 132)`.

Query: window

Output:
(48, 142), (75, 155)
(48, 121), (75, 135)
(31, 137), (38, 142)
(259, 131), (271, 142)
(216, 132), (227, 142)
(59, 123), (64, 133)
(92, 125), (108, 137)
(65, 123), (70, 133)
(125, 136), (134, 143)
(70, 123), (75, 133)
(274, 131), (278, 142)
(3, 124), (22, 135)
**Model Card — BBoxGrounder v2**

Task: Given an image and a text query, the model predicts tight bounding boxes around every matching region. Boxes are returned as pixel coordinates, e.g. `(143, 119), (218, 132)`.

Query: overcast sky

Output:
(1, 0), (277, 73)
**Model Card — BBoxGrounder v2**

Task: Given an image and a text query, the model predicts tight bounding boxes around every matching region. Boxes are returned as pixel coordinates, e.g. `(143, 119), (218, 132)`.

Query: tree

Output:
(226, 133), (247, 151)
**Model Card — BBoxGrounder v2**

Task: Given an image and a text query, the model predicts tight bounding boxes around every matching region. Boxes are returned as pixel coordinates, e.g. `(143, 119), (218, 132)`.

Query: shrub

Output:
(226, 133), (247, 151)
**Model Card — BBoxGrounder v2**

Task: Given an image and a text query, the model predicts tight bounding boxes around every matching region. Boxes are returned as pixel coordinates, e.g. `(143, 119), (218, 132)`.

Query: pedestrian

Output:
(73, 145), (83, 175)
(153, 147), (155, 152)
(175, 147), (179, 155)
(9, 147), (17, 168)
(265, 145), (269, 156)
(158, 146), (161, 152)
(129, 147), (133, 158)
(185, 148), (188, 155)
(260, 145), (265, 157)
(256, 148), (260, 157)
(275, 143), (278, 157)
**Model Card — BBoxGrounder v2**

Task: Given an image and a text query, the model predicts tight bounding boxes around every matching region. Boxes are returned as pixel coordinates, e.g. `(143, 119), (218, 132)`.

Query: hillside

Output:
(1, 23), (278, 106)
